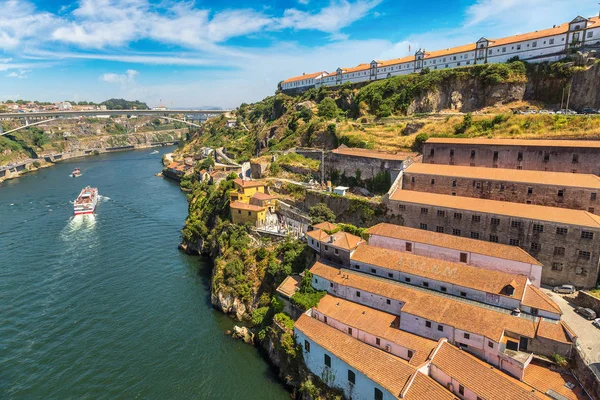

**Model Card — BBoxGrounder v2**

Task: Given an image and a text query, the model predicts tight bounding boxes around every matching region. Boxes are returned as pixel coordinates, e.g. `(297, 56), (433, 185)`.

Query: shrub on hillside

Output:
(318, 98), (339, 119)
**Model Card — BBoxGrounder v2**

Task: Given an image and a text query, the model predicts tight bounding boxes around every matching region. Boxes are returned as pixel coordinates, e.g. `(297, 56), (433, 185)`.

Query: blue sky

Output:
(0, 0), (598, 108)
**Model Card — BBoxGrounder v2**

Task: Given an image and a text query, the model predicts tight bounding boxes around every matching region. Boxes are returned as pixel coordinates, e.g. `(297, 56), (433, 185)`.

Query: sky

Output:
(0, 0), (598, 108)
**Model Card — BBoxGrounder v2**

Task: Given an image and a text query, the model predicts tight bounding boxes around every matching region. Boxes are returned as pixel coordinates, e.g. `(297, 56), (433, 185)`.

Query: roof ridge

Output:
(526, 286), (562, 314)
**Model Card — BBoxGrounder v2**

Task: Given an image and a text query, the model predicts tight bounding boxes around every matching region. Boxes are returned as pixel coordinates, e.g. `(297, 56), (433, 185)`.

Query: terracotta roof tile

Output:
(406, 163), (600, 189)
(367, 223), (540, 265)
(332, 146), (416, 161)
(233, 178), (266, 188)
(276, 275), (301, 298)
(432, 342), (546, 400)
(312, 222), (339, 231)
(330, 231), (364, 250)
(403, 371), (457, 400)
(308, 229), (363, 250)
(488, 24), (568, 47)
(352, 243), (529, 299)
(306, 229), (330, 242)
(314, 295), (438, 366)
(295, 314), (416, 397)
(389, 190), (600, 228)
(230, 201), (265, 212)
(522, 285), (562, 315)
(425, 137), (600, 149)
(251, 192), (277, 200)
(424, 43), (477, 59)
(295, 314), (454, 399)
(536, 319), (574, 344)
(282, 71), (328, 83)
(310, 262), (537, 341)
(524, 363), (587, 400)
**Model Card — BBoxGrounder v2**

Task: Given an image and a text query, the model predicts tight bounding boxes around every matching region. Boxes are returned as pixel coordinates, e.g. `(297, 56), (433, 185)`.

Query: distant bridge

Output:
(0, 110), (218, 136)
(0, 109), (232, 119)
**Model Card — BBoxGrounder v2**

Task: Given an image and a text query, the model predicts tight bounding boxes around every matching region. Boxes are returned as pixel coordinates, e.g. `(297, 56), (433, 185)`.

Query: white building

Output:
(309, 262), (576, 379)
(367, 223), (544, 287)
(56, 101), (72, 110)
(280, 71), (329, 91)
(281, 15), (600, 92)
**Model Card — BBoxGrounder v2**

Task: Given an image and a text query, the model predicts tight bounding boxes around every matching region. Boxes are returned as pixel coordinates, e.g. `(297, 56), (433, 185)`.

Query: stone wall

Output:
(422, 142), (600, 176)
(298, 190), (398, 228)
(402, 172), (600, 214)
(386, 198), (600, 288)
(571, 291), (600, 315)
(572, 347), (600, 400)
(327, 152), (405, 181)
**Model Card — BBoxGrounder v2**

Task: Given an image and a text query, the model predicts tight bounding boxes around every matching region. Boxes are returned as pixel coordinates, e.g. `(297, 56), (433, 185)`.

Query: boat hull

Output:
(73, 187), (98, 215)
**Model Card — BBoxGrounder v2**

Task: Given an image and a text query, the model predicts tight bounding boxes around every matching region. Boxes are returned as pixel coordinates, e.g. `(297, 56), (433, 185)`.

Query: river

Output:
(0, 148), (289, 399)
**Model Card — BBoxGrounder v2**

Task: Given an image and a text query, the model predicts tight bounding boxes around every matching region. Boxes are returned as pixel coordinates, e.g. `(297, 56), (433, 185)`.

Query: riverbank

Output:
(0, 140), (178, 183)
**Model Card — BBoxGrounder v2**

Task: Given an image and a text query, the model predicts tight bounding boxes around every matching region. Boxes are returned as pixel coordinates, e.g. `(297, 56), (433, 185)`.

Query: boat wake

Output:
(62, 214), (97, 237)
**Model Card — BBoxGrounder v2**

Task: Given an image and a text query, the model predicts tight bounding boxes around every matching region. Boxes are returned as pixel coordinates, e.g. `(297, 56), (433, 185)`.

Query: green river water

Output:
(0, 148), (289, 399)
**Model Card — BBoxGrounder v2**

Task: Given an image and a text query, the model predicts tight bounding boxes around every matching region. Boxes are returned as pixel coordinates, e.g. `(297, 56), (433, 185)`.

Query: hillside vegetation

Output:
(181, 59), (600, 163)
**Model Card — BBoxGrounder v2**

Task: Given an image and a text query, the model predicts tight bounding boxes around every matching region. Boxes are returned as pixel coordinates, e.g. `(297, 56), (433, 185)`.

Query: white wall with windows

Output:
(295, 327), (398, 400)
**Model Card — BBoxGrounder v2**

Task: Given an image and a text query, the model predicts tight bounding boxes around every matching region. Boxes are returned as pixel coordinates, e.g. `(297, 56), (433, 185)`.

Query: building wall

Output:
(311, 272), (504, 369)
(430, 365), (482, 400)
(319, 244), (352, 266)
(232, 184), (265, 203)
(422, 143), (600, 176)
(386, 199), (600, 288)
(327, 152), (407, 181)
(349, 258), (522, 311)
(310, 309), (416, 363)
(529, 337), (573, 358)
(402, 171), (600, 214)
(230, 208), (266, 225)
(368, 234), (542, 287)
(295, 328), (398, 400)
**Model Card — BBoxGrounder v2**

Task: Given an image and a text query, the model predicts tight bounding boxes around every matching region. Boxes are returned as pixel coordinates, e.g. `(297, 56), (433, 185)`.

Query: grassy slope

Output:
(182, 60), (599, 162)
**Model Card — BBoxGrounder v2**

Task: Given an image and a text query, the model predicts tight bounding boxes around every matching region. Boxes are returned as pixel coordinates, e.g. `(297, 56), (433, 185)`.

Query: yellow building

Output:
(230, 179), (266, 203)
(230, 201), (267, 226)
(249, 192), (277, 213)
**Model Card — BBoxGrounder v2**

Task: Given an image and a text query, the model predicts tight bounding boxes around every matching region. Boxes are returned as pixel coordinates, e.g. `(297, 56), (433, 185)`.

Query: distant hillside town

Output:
(280, 15), (600, 91)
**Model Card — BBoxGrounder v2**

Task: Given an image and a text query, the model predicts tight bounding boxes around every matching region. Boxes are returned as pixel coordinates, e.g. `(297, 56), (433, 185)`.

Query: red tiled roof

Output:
(332, 146), (416, 161)
(310, 262), (537, 342)
(522, 285), (562, 315)
(367, 223), (540, 265)
(431, 342), (546, 400)
(233, 178), (266, 188)
(352, 243), (529, 299)
(425, 137), (600, 149)
(390, 190), (600, 228)
(282, 71), (328, 83)
(230, 201), (265, 212)
(314, 295), (438, 366)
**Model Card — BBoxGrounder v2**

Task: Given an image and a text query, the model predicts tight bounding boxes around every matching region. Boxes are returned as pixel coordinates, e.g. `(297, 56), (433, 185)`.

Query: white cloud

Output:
(279, 0), (382, 34)
(101, 69), (139, 84)
(5, 69), (30, 78)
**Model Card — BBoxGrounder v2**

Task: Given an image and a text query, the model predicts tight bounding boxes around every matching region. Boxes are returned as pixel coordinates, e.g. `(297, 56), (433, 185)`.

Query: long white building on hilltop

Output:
(280, 15), (600, 91)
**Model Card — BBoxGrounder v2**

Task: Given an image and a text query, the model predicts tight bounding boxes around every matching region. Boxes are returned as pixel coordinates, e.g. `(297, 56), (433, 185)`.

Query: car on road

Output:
(553, 284), (576, 294)
(581, 108), (600, 114)
(593, 318), (600, 329)
(575, 307), (597, 320)
(556, 109), (577, 115)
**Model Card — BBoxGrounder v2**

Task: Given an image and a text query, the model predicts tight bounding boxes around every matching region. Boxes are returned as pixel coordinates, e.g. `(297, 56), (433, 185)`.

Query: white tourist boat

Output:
(73, 186), (98, 215)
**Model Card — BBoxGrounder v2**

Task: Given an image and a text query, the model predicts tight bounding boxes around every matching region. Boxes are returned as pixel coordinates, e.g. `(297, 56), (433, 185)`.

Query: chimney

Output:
(329, 235), (335, 243)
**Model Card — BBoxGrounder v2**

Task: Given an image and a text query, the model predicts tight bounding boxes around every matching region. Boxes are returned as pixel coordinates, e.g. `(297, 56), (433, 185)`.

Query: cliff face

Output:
(407, 79), (526, 114)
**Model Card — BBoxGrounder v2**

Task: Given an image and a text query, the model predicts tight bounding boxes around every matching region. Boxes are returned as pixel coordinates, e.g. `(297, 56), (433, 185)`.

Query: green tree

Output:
(309, 203), (336, 224)
(198, 156), (215, 171)
(412, 133), (429, 152)
(317, 97), (339, 119)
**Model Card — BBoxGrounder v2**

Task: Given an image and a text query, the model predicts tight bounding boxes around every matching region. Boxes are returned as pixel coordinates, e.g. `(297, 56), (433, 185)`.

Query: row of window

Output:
(303, 341), (387, 400)
(410, 176), (598, 201)
(433, 148), (586, 165)
(405, 205), (595, 238)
